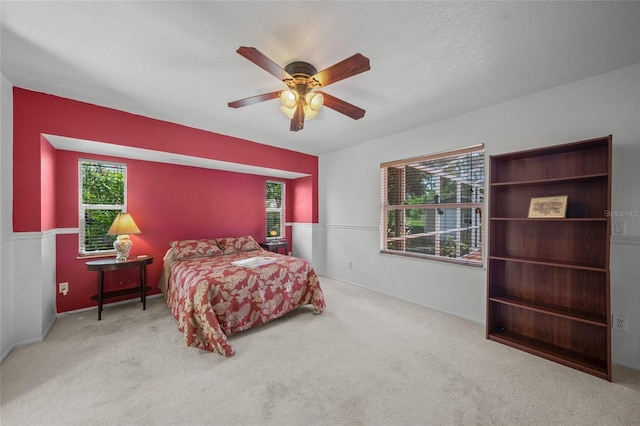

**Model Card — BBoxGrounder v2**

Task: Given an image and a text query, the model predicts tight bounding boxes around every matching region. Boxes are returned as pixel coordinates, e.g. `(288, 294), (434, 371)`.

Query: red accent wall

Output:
(40, 135), (57, 230)
(290, 176), (315, 223)
(13, 88), (318, 313)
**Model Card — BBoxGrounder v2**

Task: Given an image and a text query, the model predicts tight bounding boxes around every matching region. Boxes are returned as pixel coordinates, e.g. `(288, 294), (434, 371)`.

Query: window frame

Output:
(380, 144), (484, 267)
(266, 180), (285, 241)
(78, 159), (127, 256)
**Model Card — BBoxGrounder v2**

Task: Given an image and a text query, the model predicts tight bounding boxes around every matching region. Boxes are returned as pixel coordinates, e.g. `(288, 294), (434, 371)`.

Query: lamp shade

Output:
(107, 212), (141, 236)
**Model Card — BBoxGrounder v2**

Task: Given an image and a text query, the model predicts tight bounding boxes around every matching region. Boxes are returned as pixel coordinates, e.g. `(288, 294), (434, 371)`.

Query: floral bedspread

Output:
(165, 249), (325, 356)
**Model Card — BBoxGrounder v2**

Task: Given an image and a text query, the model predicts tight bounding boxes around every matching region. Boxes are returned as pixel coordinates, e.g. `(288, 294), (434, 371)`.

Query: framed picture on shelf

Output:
(528, 195), (568, 218)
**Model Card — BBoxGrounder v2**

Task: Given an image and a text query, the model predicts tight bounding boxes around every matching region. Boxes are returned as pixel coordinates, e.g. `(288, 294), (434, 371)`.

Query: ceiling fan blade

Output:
(320, 92), (366, 120)
(236, 46), (293, 82)
(227, 91), (281, 108)
(310, 53), (370, 88)
(290, 101), (305, 131)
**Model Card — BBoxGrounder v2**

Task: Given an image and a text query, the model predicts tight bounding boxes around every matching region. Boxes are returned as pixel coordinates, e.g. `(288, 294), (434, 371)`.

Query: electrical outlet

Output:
(612, 315), (628, 331)
(348, 261), (353, 269)
(59, 282), (69, 296)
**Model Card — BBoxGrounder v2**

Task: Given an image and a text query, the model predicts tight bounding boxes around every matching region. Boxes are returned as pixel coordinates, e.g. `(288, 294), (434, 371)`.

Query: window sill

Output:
(380, 249), (484, 268)
(77, 252), (116, 260)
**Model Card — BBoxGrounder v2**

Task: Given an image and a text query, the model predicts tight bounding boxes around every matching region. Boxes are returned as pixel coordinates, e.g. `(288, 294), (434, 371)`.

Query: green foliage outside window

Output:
(266, 181), (283, 239)
(80, 161), (125, 252)
(266, 182), (282, 208)
(81, 162), (125, 204)
(84, 210), (119, 252)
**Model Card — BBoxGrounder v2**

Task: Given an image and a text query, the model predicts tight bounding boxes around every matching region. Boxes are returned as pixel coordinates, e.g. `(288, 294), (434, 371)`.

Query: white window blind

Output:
(78, 160), (126, 255)
(380, 144), (484, 266)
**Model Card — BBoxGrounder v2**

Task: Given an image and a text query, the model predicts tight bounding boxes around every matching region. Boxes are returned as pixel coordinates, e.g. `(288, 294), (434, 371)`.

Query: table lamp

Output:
(107, 212), (141, 262)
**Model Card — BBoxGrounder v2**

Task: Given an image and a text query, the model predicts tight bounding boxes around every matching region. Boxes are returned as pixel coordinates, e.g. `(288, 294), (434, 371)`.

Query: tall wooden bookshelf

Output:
(486, 136), (612, 381)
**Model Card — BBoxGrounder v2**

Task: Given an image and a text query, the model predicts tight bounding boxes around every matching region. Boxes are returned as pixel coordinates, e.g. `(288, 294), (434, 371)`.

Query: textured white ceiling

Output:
(2, 1), (639, 156)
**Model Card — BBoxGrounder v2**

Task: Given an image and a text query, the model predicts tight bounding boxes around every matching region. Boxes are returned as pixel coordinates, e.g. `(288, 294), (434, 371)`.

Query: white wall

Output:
(1, 74), (15, 361)
(1, 75), (57, 361)
(319, 63), (640, 370)
(291, 223), (326, 276)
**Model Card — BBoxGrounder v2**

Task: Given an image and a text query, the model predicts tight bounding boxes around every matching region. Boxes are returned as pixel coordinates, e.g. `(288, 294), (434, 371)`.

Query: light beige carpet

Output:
(1, 276), (639, 425)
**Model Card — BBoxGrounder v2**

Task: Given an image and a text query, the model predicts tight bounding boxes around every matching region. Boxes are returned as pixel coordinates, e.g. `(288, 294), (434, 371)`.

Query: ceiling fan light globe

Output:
(306, 92), (324, 112)
(304, 106), (320, 120)
(280, 105), (295, 119)
(280, 90), (298, 109)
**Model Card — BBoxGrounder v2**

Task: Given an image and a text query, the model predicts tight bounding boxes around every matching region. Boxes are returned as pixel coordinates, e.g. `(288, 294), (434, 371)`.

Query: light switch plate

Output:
(613, 222), (625, 236)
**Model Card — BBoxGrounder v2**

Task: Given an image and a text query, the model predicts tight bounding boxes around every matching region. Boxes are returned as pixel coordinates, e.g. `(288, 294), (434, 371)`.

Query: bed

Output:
(159, 236), (325, 356)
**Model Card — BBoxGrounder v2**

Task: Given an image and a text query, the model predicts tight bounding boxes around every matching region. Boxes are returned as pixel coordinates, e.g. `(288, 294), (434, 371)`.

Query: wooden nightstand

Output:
(86, 256), (154, 320)
(259, 241), (288, 255)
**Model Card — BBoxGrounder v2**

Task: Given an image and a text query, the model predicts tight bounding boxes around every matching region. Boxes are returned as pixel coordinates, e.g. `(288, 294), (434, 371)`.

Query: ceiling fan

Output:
(228, 46), (370, 131)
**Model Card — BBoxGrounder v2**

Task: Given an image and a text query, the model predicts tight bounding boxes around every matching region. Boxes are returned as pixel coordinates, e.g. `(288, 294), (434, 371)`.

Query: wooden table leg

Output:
(140, 264), (147, 310)
(98, 270), (104, 320)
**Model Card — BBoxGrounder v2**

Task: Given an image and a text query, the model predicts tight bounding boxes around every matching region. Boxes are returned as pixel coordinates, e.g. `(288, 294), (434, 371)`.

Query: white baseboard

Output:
(613, 360), (640, 372)
(1, 345), (14, 364)
(322, 274), (483, 325)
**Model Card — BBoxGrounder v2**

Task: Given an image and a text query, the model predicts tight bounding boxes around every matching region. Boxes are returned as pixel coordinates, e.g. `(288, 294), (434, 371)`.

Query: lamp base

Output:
(113, 235), (132, 262)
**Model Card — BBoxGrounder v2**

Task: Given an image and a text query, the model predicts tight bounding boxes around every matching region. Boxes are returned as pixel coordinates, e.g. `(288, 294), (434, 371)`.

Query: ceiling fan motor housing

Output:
(284, 61), (318, 78)
(284, 61), (321, 92)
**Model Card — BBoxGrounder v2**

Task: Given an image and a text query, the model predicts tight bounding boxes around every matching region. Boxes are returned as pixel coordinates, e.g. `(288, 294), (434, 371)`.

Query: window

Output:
(79, 160), (126, 255)
(266, 181), (285, 240)
(380, 144), (484, 266)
